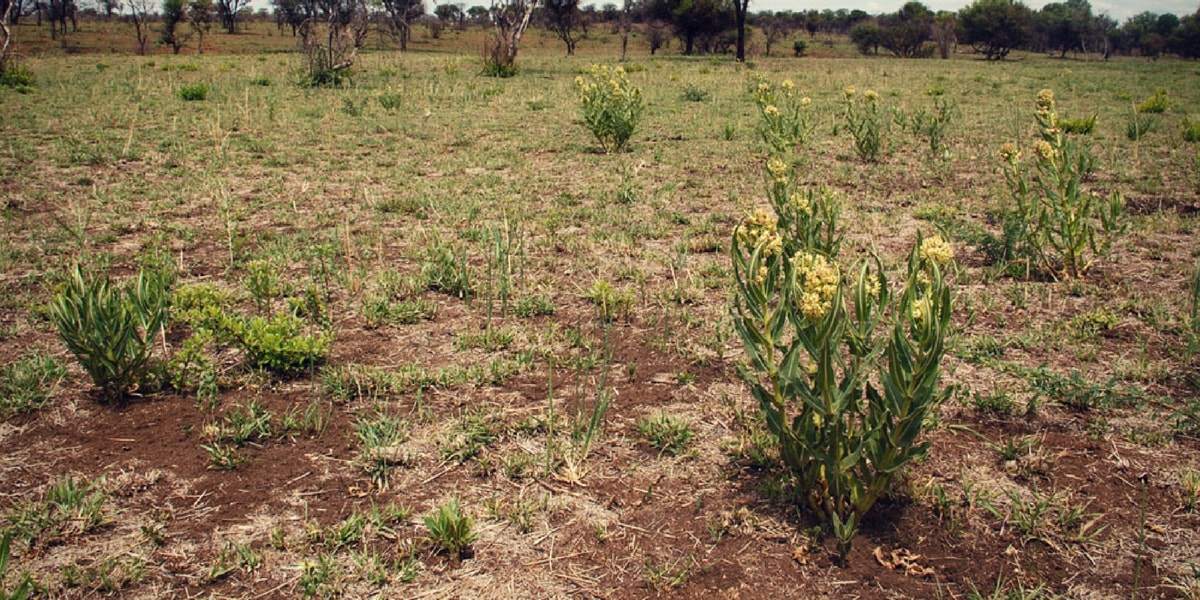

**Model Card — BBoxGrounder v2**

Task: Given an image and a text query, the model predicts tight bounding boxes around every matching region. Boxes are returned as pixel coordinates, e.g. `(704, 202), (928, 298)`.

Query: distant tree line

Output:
(6, 0), (1200, 61)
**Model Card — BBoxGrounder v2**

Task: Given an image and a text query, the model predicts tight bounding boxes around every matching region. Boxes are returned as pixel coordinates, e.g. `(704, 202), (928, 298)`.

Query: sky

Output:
(739, 0), (1199, 21)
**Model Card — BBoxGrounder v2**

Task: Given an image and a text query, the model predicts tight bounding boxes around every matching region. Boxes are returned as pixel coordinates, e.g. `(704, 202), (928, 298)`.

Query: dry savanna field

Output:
(1, 19), (1199, 600)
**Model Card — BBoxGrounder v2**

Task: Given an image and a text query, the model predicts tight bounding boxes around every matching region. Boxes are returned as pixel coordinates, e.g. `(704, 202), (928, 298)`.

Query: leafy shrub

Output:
(49, 265), (172, 403)
(575, 64), (644, 154)
(1136, 88), (1171, 113)
(731, 157), (954, 556)
(0, 64), (34, 89)
(681, 85), (709, 102)
(377, 87), (403, 111)
(0, 352), (66, 418)
(1060, 114), (1097, 135)
(223, 312), (332, 374)
(1000, 89), (1127, 279)
(1182, 118), (1200, 143)
(250, 76), (271, 86)
(481, 60), (519, 78)
(753, 79), (813, 156)
(178, 83), (209, 101)
(907, 93), (957, 156)
(793, 39), (807, 57)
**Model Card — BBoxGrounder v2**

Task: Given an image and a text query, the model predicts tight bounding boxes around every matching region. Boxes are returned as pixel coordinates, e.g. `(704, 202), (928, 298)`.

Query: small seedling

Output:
(424, 499), (476, 564)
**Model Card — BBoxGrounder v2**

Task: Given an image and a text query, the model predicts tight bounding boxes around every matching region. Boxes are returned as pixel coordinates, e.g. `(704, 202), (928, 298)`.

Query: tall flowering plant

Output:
(753, 79), (814, 156)
(1000, 89), (1127, 280)
(575, 64), (643, 154)
(731, 160), (953, 557)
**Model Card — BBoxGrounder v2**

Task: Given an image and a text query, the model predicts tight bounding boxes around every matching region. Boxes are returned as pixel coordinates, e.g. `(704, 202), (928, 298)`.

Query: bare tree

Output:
(731, 0), (749, 61)
(298, 0), (368, 85)
(127, 0), (153, 54)
(485, 0), (535, 72)
(1, 0), (13, 73)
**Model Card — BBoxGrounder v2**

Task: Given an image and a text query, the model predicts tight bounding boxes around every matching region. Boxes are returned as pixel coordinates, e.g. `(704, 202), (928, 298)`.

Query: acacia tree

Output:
(160, 0), (192, 54)
(879, 1), (933, 57)
(958, 0), (1031, 60)
(542, 0), (586, 55)
(379, 0), (423, 50)
(188, 0), (212, 53)
(215, 0), (249, 33)
(127, 0), (154, 54)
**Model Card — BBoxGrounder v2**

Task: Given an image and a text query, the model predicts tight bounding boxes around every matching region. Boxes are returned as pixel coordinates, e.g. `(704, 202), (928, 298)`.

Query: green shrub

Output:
(1182, 118), (1200, 143)
(793, 39), (807, 57)
(49, 265), (172, 403)
(681, 85), (709, 102)
(575, 64), (644, 154)
(224, 313), (332, 374)
(0, 352), (66, 418)
(0, 64), (34, 89)
(1060, 114), (1097, 135)
(1136, 88), (1171, 113)
(178, 83), (210, 101)
(1127, 112), (1158, 141)
(250, 76), (271, 86)
(377, 87), (403, 111)
(481, 61), (519, 78)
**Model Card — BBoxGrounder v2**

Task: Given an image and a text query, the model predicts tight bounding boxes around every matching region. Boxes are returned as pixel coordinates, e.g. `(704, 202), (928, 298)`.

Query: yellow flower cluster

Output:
(792, 252), (839, 321)
(766, 157), (789, 184)
(800, 97), (812, 107)
(736, 208), (782, 258)
(863, 90), (879, 103)
(764, 105), (780, 117)
(919, 236), (954, 267)
(781, 79), (794, 91)
(910, 296), (933, 324)
(789, 191), (811, 216)
(1036, 88), (1055, 109)
(1033, 140), (1055, 162)
(844, 86), (856, 98)
(999, 142), (1020, 165)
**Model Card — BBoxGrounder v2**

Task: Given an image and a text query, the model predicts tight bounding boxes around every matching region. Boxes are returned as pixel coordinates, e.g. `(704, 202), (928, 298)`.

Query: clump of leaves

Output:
(0, 351), (66, 418)
(424, 499), (477, 564)
(223, 312), (332, 374)
(636, 412), (694, 456)
(1182, 118), (1200, 143)
(1135, 88), (1171, 114)
(585, 280), (634, 322)
(1060, 114), (1097, 135)
(575, 64), (644, 154)
(178, 83), (210, 101)
(49, 264), (172, 403)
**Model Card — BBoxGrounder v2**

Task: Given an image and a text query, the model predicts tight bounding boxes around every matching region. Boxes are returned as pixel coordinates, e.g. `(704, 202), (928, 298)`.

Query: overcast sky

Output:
(738, 0), (1198, 21)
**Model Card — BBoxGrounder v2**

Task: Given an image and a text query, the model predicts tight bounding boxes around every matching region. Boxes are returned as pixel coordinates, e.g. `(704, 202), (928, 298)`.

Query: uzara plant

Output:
(49, 263), (172, 403)
(753, 78), (814, 157)
(575, 64), (643, 154)
(1000, 89), (1127, 280)
(731, 159), (953, 557)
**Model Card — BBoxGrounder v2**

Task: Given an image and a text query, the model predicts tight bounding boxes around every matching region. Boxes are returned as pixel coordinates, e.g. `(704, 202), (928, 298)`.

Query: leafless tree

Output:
(298, 0), (369, 84)
(127, 0), (153, 55)
(1, 0), (13, 73)
(485, 0), (535, 72)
